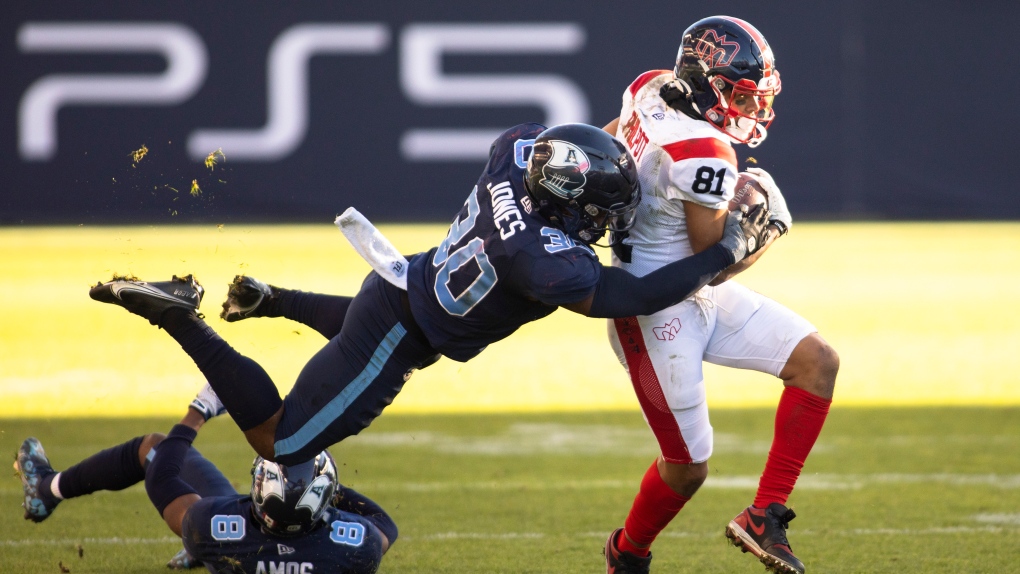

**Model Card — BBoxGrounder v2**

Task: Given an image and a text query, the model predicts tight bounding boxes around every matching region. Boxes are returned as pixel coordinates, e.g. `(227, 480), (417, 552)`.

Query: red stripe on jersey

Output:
(613, 317), (692, 464)
(628, 70), (670, 96)
(662, 137), (737, 167)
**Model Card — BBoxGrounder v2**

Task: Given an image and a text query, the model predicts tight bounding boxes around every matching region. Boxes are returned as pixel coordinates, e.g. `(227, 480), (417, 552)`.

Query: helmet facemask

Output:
(571, 183), (641, 246)
(702, 73), (780, 148)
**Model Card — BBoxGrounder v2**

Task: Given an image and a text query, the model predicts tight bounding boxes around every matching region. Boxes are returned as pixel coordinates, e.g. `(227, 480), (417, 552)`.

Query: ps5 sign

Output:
(18, 22), (589, 164)
(4, 2), (1015, 223)
(4, 10), (610, 224)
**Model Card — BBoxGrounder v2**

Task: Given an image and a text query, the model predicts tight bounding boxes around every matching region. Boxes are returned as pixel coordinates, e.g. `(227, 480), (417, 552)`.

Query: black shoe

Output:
(14, 437), (60, 523)
(90, 274), (203, 325)
(725, 503), (805, 574)
(220, 275), (276, 322)
(603, 528), (651, 574)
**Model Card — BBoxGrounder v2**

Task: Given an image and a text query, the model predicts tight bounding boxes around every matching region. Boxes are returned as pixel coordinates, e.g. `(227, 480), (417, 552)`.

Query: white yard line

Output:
(7, 523), (1020, 547)
(365, 473), (1020, 492)
(2, 536), (179, 547)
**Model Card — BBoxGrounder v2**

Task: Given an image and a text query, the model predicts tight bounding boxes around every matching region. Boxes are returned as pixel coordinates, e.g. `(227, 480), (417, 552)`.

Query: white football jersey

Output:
(613, 70), (738, 278)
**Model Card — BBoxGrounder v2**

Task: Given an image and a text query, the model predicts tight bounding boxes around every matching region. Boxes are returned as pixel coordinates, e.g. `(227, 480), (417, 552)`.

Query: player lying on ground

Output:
(88, 123), (770, 474)
(599, 16), (838, 574)
(14, 385), (395, 573)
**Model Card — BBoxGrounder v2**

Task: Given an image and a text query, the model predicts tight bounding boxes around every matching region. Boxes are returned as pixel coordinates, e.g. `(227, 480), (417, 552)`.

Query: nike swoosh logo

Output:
(747, 512), (766, 536)
(109, 282), (184, 304)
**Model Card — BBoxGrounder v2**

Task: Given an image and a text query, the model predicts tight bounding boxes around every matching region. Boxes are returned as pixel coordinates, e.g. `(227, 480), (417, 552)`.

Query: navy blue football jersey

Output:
(406, 123), (603, 362)
(181, 495), (385, 574)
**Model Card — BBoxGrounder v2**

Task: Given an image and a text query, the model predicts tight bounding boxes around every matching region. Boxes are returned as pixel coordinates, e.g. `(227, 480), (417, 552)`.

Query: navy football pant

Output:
(273, 273), (439, 465)
(164, 272), (439, 466)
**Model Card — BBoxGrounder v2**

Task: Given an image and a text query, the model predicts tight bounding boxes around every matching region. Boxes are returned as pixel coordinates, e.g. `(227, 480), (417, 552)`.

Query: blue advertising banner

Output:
(3, 2), (1017, 224)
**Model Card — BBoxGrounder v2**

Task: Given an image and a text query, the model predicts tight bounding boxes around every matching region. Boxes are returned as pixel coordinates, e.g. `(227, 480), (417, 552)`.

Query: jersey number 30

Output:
(432, 187), (498, 316)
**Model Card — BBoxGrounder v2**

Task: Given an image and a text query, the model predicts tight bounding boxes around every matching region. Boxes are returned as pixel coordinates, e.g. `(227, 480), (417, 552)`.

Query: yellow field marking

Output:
(1, 222), (1018, 417)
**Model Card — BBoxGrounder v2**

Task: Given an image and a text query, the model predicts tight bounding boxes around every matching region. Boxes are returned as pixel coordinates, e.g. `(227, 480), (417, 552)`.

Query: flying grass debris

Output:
(130, 145), (149, 165)
(190, 180), (202, 197)
(205, 148), (226, 170)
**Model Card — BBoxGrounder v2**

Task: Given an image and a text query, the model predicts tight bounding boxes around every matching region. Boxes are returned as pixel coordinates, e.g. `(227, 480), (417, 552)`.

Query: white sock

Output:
(49, 472), (65, 500)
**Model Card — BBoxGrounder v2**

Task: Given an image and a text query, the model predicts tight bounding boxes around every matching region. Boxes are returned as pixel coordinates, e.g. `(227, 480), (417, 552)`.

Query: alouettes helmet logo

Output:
(693, 29), (741, 68)
(538, 140), (591, 200)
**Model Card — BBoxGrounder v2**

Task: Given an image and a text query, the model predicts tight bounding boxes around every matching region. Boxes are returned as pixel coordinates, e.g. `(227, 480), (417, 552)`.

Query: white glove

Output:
(189, 382), (227, 421)
(745, 167), (791, 236)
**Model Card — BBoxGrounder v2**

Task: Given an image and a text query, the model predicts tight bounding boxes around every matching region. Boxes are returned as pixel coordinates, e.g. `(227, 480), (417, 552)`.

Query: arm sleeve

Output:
(588, 243), (734, 318)
(144, 424), (199, 517)
(510, 250), (601, 306)
(334, 486), (398, 545)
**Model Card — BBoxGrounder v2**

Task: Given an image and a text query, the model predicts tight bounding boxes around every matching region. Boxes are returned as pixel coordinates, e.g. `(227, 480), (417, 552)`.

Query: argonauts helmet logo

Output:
(538, 139), (591, 200)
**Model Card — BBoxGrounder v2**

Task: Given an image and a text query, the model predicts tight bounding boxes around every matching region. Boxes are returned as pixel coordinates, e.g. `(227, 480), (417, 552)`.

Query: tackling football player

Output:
(14, 385), (394, 573)
(599, 16), (839, 574)
(87, 123), (769, 484)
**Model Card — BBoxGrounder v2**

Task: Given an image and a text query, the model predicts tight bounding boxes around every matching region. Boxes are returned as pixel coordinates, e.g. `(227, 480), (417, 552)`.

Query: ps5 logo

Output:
(17, 22), (590, 163)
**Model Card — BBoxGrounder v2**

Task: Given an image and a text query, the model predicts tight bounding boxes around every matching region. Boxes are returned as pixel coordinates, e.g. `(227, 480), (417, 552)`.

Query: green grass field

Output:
(3, 408), (1020, 573)
(2, 222), (1020, 572)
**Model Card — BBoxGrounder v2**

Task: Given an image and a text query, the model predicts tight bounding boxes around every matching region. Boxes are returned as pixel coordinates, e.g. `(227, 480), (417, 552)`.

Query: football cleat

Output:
(189, 382), (228, 421)
(13, 437), (60, 523)
(89, 274), (204, 325)
(603, 528), (651, 574)
(725, 503), (805, 574)
(166, 547), (201, 570)
(220, 275), (276, 322)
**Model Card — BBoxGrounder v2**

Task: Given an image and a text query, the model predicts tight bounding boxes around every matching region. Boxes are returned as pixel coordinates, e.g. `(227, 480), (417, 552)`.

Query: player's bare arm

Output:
(684, 199), (778, 285)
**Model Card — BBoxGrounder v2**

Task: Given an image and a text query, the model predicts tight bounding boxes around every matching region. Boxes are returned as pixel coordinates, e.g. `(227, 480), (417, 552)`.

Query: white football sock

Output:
(49, 472), (65, 500)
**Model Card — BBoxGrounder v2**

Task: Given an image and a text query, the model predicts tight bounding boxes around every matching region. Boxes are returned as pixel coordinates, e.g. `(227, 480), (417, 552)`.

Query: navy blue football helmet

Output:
(524, 123), (640, 245)
(250, 450), (338, 536)
(667, 16), (781, 147)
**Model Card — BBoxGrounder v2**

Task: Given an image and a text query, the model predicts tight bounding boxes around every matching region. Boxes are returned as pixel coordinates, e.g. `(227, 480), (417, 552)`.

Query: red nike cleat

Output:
(725, 503), (805, 574)
(603, 528), (651, 574)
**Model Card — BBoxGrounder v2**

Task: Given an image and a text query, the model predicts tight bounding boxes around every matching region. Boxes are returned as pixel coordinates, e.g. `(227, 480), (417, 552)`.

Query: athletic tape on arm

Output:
(336, 207), (409, 290)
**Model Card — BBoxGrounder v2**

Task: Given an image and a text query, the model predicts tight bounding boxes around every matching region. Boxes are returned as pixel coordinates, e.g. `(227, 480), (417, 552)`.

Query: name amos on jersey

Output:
(487, 181), (525, 239)
(255, 561), (314, 574)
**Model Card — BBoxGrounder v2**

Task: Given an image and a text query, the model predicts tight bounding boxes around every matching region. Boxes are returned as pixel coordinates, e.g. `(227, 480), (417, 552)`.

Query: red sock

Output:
(754, 386), (831, 508)
(620, 461), (690, 556)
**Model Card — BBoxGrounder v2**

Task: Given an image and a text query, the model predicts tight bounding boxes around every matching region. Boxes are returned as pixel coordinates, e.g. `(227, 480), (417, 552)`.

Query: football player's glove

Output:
(745, 167), (791, 236)
(719, 203), (770, 262)
(189, 382), (227, 421)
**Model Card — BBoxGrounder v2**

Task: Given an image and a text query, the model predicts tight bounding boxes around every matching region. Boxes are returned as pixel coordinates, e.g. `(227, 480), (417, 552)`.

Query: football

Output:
(729, 172), (769, 212)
